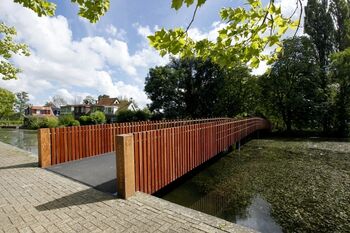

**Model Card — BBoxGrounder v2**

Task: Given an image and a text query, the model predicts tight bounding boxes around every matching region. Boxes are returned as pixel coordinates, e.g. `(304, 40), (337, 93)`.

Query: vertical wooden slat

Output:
(50, 128), (56, 165)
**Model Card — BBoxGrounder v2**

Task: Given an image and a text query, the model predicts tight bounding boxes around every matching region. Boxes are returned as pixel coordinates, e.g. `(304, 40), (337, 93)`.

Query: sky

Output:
(0, 0), (303, 107)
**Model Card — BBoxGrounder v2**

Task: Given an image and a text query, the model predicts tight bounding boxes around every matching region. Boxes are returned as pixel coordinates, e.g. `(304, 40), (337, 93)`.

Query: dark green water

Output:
(160, 139), (350, 233)
(0, 128), (38, 155)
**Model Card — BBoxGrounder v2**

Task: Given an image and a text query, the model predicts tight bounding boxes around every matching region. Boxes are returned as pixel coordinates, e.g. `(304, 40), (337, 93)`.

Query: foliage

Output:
(330, 48), (350, 136)
(90, 110), (106, 124)
(145, 57), (225, 118)
(0, 88), (16, 120)
(13, 0), (110, 23)
(305, 0), (336, 71)
(329, 0), (350, 51)
(15, 91), (30, 117)
(79, 115), (93, 125)
(23, 116), (58, 129)
(116, 109), (151, 123)
(0, 120), (23, 126)
(260, 37), (323, 131)
(59, 114), (80, 126)
(82, 95), (96, 105)
(0, 22), (30, 80)
(149, 0), (299, 69)
(304, 0), (350, 133)
(216, 64), (260, 117)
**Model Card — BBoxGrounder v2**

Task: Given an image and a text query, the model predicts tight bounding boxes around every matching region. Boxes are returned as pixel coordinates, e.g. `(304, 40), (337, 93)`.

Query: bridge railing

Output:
(38, 118), (230, 168)
(116, 117), (270, 198)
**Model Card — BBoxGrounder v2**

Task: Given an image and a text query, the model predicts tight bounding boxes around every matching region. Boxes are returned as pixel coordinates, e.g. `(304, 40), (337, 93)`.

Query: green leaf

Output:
(171, 0), (183, 10)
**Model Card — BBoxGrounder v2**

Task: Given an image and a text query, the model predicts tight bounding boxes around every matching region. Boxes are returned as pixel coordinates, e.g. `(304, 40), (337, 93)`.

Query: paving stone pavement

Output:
(0, 141), (257, 233)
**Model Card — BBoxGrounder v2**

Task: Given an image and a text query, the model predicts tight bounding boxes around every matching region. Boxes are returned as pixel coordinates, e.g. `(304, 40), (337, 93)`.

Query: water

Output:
(160, 139), (350, 233)
(0, 128), (38, 156)
(161, 172), (282, 233)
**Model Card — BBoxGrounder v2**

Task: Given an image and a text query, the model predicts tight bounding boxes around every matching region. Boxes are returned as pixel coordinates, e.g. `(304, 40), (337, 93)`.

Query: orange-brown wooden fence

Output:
(38, 118), (230, 167)
(130, 118), (270, 195)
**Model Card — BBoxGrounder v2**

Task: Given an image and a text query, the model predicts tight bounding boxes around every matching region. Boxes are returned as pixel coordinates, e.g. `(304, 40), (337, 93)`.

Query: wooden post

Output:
(116, 134), (135, 199)
(38, 128), (51, 168)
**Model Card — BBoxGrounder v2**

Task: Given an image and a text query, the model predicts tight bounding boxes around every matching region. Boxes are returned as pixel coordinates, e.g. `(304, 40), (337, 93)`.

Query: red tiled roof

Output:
(30, 106), (52, 110)
(97, 97), (119, 106)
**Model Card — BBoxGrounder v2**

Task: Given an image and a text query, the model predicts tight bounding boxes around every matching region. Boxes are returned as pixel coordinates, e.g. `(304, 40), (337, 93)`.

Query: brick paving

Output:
(0, 142), (256, 233)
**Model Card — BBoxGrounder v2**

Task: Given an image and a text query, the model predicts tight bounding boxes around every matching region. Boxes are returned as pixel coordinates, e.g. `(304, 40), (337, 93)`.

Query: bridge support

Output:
(236, 140), (241, 151)
(116, 134), (135, 199)
(38, 128), (51, 168)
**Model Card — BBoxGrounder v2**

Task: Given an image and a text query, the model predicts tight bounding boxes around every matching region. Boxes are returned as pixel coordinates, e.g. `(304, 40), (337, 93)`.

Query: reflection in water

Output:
(162, 177), (282, 233)
(235, 196), (282, 233)
(0, 128), (38, 156)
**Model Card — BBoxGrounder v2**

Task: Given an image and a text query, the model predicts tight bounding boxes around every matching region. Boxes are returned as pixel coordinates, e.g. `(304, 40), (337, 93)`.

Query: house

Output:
(95, 96), (137, 122)
(60, 105), (92, 118)
(43, 103), (60, 116)
(25, 106), (54, 116)
(60, 96), (138, 123)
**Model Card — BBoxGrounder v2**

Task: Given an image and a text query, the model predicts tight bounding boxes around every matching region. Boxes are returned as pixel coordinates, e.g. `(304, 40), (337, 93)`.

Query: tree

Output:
(330, 0), (350, 51)
(149, 0), (300, 69)
(90, 111), (106, 124)
(15, 91), (30, 117)
(82, 95), (96, 105)
(144, 63), (185, 118)
(98, 94), (110, 101)
(305, 0), (336, 73)
(13, 0), (110, 23)
(51, 95), (67, 107)
(145, 57), (225, 118)
(260, 37), (323, 132)
(305, 0), (350, 132)
(330, 48), (350, 136)
(0, 23), (30, 80)
(216, 65), (259, 117)
(0, 88), (16, 120)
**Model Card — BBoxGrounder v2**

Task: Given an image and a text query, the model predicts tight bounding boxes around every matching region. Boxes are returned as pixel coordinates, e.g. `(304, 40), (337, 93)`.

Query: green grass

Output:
(0, 120), (23, 126)
(191, 139), (350, 233)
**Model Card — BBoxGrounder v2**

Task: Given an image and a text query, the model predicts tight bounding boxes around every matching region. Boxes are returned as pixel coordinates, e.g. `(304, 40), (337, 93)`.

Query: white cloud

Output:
(136, 24), (153, 38)
(187, 21), (227, 42)
(0, 0), (168, 107)
(105, 24), (127, 40)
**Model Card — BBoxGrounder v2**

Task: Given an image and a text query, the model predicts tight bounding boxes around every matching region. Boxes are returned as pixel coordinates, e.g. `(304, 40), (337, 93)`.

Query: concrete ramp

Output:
(47, 152), (117, 194)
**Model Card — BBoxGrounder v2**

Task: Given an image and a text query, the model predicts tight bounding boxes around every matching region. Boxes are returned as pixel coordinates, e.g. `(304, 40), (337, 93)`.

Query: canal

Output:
(0, 128), (38, 156)
(159, 139), (350, 233)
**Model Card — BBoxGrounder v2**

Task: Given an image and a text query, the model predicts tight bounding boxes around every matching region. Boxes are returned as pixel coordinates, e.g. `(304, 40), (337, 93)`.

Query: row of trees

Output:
(144, 58), (258, 119)
(144, 41), (349, 137)
(144, 0), (350, 137)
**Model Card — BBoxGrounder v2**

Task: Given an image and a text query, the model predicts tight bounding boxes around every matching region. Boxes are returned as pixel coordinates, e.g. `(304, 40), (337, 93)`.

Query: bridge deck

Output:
(47, 152), (117, 194)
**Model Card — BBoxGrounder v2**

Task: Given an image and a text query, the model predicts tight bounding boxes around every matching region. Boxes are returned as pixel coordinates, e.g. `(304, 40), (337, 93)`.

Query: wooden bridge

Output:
(38, 117), (270, 198)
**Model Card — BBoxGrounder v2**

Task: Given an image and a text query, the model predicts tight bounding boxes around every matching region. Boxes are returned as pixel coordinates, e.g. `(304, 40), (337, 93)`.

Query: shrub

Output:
(23, 116), (41, 129)
(79, 115), (93, 125)
(116, 110), (135, 122)
(59, 114), (79, 126)
(134, 110), (151, 121)
(23, 116), (58, 129)
(40, 116), (59, 128)
(90, 111), (106, 124)
(72, 120), (80, 126)
(116, 109), (152, 122)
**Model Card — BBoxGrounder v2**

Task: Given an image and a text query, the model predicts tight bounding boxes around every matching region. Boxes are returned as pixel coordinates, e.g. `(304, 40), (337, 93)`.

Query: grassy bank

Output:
(191, 139), (350, 233)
